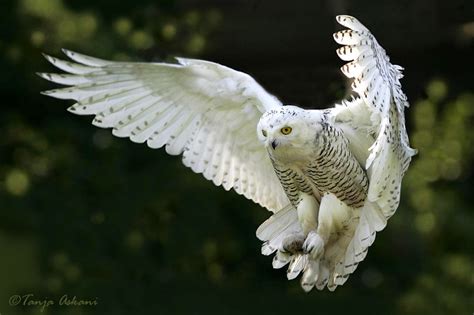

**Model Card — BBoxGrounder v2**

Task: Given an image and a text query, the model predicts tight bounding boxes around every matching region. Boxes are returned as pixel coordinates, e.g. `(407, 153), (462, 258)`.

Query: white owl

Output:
(39, 15), (416, 291)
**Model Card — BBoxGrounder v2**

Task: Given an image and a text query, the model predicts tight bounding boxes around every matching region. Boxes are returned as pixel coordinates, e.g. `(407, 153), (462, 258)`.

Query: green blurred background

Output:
(0, 0), (473, 314)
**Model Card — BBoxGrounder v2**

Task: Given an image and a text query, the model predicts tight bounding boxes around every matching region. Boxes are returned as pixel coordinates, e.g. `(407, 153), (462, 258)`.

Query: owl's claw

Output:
(303, 231), (325, 259)
(280, 233), (305, 254)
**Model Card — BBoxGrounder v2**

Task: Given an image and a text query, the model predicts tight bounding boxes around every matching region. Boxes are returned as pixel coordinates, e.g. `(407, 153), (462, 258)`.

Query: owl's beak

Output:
(271, 139), (278, 150)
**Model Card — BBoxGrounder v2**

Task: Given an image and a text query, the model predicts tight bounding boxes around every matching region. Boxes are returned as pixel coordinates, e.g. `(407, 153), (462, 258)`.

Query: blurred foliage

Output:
(14, 0), (220, 59)
(399, 81), (474, 315)
(0, 0), (473, 315)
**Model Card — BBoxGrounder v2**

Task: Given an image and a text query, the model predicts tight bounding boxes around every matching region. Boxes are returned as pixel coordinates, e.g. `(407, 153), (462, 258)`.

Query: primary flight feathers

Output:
(38, 48), (290, 212)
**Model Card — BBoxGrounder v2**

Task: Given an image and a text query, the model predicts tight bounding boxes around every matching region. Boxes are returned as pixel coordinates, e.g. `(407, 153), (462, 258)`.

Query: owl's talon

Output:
(281, 233), (305, 254)
(303, 231), (325, 259)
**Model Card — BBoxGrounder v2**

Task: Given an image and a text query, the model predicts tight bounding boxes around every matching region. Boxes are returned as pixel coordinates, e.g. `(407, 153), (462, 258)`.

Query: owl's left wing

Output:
(39, 50), (290, 212)
(311, 15), (417, 289)
(332, 15), (417, 220)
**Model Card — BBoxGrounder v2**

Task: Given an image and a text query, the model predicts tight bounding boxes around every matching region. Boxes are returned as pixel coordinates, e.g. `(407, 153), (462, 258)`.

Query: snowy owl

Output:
(39, 15), (416, 291)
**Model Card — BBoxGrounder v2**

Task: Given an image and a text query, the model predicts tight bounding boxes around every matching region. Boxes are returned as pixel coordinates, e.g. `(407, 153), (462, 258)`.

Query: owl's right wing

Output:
(39, 50), (290, 212)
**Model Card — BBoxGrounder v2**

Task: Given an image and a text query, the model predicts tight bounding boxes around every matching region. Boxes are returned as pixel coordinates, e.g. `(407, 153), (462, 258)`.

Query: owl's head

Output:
(257, 106), (322, 160)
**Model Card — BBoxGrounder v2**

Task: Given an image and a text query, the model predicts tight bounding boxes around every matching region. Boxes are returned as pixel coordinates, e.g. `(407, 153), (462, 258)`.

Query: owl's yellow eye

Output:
(280, 127), (292, 135)
(262, 130), (267, 137)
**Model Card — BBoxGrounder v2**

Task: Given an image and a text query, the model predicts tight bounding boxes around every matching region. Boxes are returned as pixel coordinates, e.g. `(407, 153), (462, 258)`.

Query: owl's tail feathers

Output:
(257, 205), (327, 291)
(256, 205), (308, 280)
(256, 204), (302, 256)
(256, 200), (386, 292)
(323, 200), (382, 290)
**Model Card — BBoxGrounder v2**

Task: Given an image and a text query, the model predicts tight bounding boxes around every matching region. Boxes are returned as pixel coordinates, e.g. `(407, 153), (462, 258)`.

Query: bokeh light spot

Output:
(20, 0), (64, 18)
(187, 34), (205, 54)
(440, 159), (461, 180)
(415, 212), (436, 234)
(5, 169), (30, 196)
(51, 252), (69, 270)
(125, 230), (144, 250)
(58, 18), (77, 41)
(207, 262), (223, 282)
(79, 13), (98, 38)
(6, 45), (22, 62)
(412, 187), (433, 211)
(31, 30), (46, 46)
(130, 30), (154, 49)
(426, 79), (448, 103)
(414, 100), (436, 130)
(412, 130), (433, 150)
(114, 18), (132, 36)
(185, 11), (200, 26)
(443, 255), (471, 282)
(162, 23), (177, 40)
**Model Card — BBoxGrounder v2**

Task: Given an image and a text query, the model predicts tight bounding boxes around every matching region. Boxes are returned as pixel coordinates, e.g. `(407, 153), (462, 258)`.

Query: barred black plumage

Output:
(271, 120), (368, 210)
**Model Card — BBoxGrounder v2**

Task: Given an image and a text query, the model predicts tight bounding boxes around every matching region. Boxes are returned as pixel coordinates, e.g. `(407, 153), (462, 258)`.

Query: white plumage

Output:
(39, 15), (416, 291)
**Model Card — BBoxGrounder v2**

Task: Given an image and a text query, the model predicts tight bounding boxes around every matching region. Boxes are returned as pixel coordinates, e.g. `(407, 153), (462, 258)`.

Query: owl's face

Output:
(257, 106), (322, 162)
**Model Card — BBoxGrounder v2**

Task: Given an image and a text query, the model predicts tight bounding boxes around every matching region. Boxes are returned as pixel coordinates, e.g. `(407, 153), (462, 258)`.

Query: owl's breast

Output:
(270, 158), (321, 208)
(303, 132), (369, 208)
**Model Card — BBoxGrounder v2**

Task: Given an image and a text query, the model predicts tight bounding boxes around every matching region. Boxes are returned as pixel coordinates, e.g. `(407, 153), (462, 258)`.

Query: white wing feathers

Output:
(333, 15), (416, 217)
(39, 49), (289, 212)
(324, 15), (416, 288)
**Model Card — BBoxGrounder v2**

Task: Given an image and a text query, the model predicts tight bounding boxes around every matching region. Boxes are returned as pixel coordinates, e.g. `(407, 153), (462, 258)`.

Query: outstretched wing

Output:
(318, 15), (417, 289)
(333, 15), (416, 219)
(39, 50), (290, 212)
